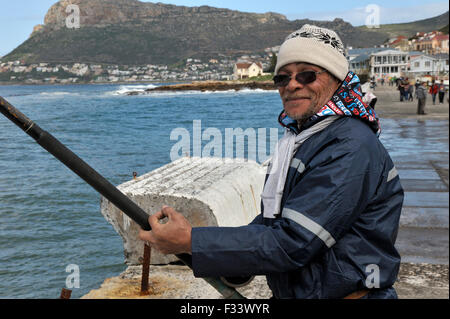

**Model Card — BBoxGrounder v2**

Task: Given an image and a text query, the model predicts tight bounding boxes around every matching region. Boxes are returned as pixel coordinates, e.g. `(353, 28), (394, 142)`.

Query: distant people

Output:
(363, 91), (378, 109)
(408, 83), (414, 102)
(398, 78), (406, 102)
(438, 80), (446, 104)
(416, 81), (428, 115)
(414, 79), (420, 93)
(370, 76), (376, 90)
(403, 78), (410, 101)
(429, 81), (439, 105)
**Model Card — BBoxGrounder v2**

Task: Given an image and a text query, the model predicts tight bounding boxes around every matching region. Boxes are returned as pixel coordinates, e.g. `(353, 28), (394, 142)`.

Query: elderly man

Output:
(416, 81), (428, 115)
(139, 25), (404, 299)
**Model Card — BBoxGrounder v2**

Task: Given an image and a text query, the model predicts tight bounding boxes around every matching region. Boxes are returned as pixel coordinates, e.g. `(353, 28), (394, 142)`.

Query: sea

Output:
(0, 83), (447, 299)
(0, 83), (284, 299)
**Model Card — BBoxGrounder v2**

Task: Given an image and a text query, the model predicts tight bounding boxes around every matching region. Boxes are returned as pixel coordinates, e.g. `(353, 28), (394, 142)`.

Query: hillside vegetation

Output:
(3, 0), (448, 65)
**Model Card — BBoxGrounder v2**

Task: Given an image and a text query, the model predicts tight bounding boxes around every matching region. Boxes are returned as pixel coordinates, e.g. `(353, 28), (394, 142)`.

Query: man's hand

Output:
(138, 206), (192, 255)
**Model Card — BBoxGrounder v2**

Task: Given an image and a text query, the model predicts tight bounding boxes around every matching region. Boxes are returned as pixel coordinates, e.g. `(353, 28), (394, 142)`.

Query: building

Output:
(410, 55), (439, 75)
(233, 62), (263, 80)
(349, 54), (371, 75)
(431, 53), (449, 74)
(347, 48), (390, 75)
(388, 36), (410, 52)
(370, 49), (409, 79)
(411, 31), (449, 55)
(432, 35), (449, 54)
(409, 54), (449, 77)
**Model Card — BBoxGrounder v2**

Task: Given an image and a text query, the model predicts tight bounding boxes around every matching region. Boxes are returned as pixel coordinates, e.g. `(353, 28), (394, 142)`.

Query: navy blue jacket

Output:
(191, 116), (404, 299)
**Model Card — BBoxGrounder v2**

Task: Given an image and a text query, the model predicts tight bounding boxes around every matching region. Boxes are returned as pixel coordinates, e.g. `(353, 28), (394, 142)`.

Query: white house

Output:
(370, 49), (409, 79)
(410, 54), (449, 76)
(410, 55), (437, 75)
(233, 62), (263, 80)
(348, 48), (390, 76)
(431, 54), (450, 74)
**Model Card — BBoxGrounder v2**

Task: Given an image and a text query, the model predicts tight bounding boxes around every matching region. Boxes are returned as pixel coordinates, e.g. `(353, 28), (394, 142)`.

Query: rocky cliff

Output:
(42, 0), (288, 29)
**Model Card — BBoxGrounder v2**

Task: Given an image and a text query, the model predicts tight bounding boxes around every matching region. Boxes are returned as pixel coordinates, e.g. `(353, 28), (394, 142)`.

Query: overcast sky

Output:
(0, 0), (448, 57)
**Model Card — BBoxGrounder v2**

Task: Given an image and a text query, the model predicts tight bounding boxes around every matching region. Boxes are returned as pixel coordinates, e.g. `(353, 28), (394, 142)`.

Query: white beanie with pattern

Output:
(275, 24), (349, 81)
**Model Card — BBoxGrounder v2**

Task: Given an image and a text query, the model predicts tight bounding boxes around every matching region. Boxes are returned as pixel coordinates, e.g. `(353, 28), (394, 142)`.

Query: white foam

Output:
(139, 88), (278, 97)
(39, 91), (80, 96)
(112, 84), (158, 95)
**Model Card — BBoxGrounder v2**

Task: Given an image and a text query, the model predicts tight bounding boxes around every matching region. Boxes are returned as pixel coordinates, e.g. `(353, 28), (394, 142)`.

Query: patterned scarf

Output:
(279, 71), (381, 136)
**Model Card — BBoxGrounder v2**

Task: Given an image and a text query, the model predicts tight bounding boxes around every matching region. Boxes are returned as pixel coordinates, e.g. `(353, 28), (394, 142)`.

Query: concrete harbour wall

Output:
(100, 157), (267, 265)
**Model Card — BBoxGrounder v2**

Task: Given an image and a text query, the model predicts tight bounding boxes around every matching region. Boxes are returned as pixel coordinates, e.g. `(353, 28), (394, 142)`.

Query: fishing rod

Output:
(0, 96), (248, 299)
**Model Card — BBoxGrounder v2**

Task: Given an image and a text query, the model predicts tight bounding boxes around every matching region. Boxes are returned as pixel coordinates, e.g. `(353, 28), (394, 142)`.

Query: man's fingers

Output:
(162, 205), (177, 219)
(138, 229), (153, 242)
(138, 206), (192, 255)
(149, 210), (165, 228)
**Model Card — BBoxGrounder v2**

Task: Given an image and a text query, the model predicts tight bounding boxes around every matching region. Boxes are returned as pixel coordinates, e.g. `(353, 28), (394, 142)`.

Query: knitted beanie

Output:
(275, 24), (349, 81)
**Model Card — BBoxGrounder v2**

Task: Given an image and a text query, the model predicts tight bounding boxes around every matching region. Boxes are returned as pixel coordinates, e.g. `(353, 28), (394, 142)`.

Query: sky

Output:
(0, 0), (448, 57)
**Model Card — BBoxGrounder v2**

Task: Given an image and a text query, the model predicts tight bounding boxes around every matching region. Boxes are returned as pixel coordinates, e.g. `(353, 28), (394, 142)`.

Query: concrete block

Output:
(100, 157), (267, 265)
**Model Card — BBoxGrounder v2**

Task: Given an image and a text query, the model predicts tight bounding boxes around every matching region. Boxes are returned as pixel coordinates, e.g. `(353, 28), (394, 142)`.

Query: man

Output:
(429, 80), (439, 105)
(403, 78), (410, 101)
(139, 25), (404, 299)
(414, 79), (420, 92)
(417, 81), (428, 115)
(397, 78), (406, 102)
(438, 80), (446, 104)
(370, 76), (376, 90)
(408, 82), (414, 102)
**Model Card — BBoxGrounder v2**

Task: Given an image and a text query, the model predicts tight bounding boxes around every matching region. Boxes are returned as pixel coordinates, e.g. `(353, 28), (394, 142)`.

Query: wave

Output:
(2, 93), (33, 98)
(39, 91), (80, 97)
(138, 88), (278, 97)
(111, 84), (159, 95)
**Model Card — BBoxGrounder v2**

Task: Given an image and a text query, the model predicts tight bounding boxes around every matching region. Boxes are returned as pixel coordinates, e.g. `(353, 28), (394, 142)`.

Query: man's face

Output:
(277, 62), (340, 121)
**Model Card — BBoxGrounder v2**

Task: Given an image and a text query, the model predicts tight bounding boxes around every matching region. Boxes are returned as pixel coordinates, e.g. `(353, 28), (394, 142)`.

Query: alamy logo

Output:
(66, 4), (80, 29)
(170, 120), (279, 165)
(365, 4), (380, 29)
(365, 264), (380, 289)
(65, 264), (80, 289)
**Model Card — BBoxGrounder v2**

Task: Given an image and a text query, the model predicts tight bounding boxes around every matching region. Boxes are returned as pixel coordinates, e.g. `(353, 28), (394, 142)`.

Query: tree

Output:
(265, 54), (277, 73)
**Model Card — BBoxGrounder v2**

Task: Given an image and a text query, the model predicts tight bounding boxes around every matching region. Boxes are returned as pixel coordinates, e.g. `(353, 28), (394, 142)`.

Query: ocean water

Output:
(0, 83), (283, 299)
(0, 83), (448, 298)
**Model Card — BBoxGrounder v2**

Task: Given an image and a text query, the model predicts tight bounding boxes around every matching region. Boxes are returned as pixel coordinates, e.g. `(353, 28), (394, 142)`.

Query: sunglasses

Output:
(273, 70), (327, 88)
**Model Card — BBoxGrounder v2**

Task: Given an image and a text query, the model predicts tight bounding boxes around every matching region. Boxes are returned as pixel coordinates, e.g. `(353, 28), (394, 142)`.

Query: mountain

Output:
(2, 0), (446, 65)
(440, 24), (449, 34)
(357, 11), (449, 39)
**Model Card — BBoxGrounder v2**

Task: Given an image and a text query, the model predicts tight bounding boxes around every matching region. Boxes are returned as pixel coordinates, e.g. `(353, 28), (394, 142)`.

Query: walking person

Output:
(408, 82), (414, 102)
(398, 78), (405, 102)
(139, 24), (404, 299)
(417, 81), (428, 115)
(404, 80), (410, 101)
(429, 80), (439, 105)
(438, 80), (446, 104)
(414, 79), (420, 92)
(370, 76), (376, 90)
